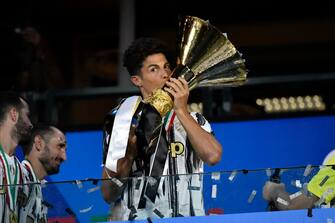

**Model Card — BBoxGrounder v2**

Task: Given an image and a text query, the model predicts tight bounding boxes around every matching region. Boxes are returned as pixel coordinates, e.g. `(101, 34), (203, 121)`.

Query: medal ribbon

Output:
(105, 96), (142, 172)
(0, 144), (20, 211)
(137, 105), (174, 207)
(163, 110), (176, 133)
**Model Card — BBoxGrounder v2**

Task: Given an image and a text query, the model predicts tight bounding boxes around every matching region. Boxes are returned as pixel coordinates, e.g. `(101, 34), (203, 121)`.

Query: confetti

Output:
(247, 190), (257, 203)
(211, 172), (220, 181)
(87, 186), (100, 193)
(75, 180), (83, 189)
(303, 164), (312, 177)
(289, 191), (302, 200)
(211, 185), (217, 198)
(276, 197), (289, 206)
(291, 180), (302, 188)
(79, 205), (93, 213)
(228, 171), (237, 181)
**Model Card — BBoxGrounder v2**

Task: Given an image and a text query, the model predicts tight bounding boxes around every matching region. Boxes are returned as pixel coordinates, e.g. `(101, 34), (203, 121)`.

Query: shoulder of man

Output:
(102, 96), (143, 164)
(104, 96), (143, 133)
(21, 161), (34, 182)
(189, 112), (212, 133)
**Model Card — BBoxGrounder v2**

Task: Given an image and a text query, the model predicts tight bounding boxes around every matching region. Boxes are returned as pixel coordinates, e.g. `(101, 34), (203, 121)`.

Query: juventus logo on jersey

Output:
(169, 142), (185, 158)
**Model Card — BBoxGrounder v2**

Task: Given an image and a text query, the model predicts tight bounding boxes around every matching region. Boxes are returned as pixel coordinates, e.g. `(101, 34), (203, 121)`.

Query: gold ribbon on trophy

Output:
(145, 15), (248, 117)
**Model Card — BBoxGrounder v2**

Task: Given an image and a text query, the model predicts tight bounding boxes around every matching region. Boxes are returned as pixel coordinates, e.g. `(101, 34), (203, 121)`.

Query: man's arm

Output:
(101, 159), (132, 203)
(101, 125), (138, 204)
(263, 181), (318, 210)
(164, 77), (222, 165)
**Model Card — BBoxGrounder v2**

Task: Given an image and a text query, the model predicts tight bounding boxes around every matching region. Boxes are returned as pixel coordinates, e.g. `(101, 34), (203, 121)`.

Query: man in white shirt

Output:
(21, 125), (67, 223)
(0, 91), (33, 223)
(101, 38), (223, 220)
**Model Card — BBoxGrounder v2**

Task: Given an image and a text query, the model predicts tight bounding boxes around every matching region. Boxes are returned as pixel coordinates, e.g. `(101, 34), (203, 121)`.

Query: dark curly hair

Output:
(123, 37), (172, 76)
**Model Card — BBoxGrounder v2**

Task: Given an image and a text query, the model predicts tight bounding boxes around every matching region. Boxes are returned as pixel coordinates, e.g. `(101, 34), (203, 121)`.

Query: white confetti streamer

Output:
(303, 164), (312, 177)
(87, 186), (100, 193)
(228, 171), (237, 181)
(211, 172), (221, 181)
(75, 180), (83, 189)
(247, 190), (257, 203)
(211, 185), (217, 199)
(289, 191), (302, 200)
(291, 180), (302, 188)
(79, 205), (93, 213)
(276, 197), (289, 206)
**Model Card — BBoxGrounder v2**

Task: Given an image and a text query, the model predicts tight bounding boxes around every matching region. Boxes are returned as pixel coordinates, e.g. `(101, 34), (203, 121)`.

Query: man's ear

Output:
(34, 135), (45, 152)
(9, 108), (18, 123)
(130, 75), (142, 87)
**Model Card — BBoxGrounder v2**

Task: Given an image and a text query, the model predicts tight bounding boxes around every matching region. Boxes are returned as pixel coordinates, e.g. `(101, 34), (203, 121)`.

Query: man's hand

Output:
(126, 124), (138, 160)
(164, 77), (189, 114)
(263, 181), (286, 201)
(101, 124), (138, 204)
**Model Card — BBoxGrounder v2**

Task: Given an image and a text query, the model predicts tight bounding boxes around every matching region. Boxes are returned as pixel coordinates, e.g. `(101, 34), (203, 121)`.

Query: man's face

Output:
(13, 99), (33, 144)
(39, 128), (67, 175)
(133, 53), (172, 99)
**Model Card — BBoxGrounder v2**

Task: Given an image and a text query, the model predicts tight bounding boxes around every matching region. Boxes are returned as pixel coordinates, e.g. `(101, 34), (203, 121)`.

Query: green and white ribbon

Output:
(0, 144), (20, 211)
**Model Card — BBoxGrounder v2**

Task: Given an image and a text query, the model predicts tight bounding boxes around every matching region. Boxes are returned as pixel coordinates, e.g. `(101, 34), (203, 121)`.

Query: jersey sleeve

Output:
(190, 112), (212, 133)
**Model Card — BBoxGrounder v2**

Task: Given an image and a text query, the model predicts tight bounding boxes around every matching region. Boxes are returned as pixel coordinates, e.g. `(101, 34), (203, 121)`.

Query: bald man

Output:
(20, 125), (67, 223)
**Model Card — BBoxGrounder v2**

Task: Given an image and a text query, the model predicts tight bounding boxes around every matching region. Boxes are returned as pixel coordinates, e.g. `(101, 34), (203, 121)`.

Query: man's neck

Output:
(26, 156), (47, 180)
(0, 129), (17, 156)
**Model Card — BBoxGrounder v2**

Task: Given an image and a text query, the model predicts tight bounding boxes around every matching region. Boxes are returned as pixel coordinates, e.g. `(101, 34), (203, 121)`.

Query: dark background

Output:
(1, 0), (335, 129)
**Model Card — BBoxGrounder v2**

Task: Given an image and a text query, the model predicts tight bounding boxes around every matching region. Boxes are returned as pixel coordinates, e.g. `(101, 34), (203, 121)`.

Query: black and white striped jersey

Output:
(20, 160), (48, 223)
(0, 153), (28, 223)
(103, 100), (212, 220)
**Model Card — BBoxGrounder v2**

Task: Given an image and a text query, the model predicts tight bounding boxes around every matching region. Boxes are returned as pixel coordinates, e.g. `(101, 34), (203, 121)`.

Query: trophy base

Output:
(144, 89), (173, 117)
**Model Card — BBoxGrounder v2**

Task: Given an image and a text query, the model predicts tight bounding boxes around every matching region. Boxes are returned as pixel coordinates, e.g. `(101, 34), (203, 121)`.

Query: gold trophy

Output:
(145, 15), (248, 117)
